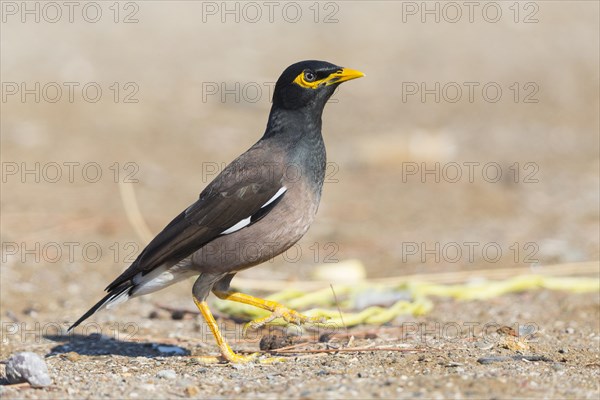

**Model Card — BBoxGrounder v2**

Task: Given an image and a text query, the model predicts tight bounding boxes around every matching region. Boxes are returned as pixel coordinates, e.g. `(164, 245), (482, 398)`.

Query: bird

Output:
(68, 60), (364, 363)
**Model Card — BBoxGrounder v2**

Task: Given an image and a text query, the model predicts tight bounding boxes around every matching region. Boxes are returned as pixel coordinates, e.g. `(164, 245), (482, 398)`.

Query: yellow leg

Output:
(193, 298), (257, 363)
(213, 290), (326, 335)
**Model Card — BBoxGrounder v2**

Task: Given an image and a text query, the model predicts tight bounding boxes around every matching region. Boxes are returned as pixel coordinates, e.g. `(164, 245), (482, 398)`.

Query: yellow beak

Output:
(325, 68), (365, 86)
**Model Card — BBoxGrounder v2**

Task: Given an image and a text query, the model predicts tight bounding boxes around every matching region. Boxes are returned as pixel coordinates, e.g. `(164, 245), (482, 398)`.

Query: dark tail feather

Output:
(67, 283), (133, 332)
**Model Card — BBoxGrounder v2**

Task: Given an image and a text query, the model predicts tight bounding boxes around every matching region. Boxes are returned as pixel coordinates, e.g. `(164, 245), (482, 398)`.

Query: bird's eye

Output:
(304, 71), (316, 82)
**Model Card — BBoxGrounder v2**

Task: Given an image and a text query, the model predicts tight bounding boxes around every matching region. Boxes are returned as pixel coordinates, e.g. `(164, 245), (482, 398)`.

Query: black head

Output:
(272, 60), (364, 111)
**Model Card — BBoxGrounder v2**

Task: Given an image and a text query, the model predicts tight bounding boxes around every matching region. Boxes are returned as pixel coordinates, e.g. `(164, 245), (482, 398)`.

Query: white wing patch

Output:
(261, 187), (287, 208)
(221, 216), (252, 235)
(220, 186), (287, 235)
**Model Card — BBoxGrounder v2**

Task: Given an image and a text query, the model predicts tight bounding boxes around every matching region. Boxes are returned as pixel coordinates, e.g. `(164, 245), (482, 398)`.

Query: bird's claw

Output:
(243, 306), (327, 335)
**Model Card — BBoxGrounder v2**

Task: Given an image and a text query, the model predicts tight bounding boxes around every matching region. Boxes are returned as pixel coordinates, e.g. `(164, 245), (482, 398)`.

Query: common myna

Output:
(68, 60), (364, 363)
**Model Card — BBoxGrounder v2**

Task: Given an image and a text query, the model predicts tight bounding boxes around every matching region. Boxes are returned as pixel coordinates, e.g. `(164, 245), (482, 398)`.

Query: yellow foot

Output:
(193, 299), (267, 364)
(189, 353), (286, 365)
(243, 306), (326, 335)
(224, 351), (259, 364)
(211, 290), (328, 336)
(258, 356), (287, 364)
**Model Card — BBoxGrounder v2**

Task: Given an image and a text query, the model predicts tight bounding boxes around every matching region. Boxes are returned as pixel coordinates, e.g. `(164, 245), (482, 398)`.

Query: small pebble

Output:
(22, 307), (38, 317)
(319, 333), (332, 343)
(565, 328), (575, 334)
(154, 345), (187, 355)
(475, 341), (495, 350)
(185, 386), (200, 397)
(445, 362), (463, 367)
(156, 369), (177, 380)
(5, 352), (52, 388)
(519, 325), (537, 337)
(518, 355), (553, 362)
(259, 335), (293, 351)
(63, 352), (81, 362)
(552, 363), (566, 371)
(231, 362), (253, 370)
(171, 310), (186, 320)
(477, 356), (511, 364)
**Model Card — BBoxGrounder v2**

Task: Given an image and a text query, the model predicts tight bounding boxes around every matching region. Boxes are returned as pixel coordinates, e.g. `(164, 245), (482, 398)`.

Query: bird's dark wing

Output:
(106, 144), (285, 292)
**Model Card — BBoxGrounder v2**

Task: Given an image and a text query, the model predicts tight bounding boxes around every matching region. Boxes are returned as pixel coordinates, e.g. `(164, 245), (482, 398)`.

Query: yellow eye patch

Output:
(293, 71), (329, 89)
(293, 68), (365, 89)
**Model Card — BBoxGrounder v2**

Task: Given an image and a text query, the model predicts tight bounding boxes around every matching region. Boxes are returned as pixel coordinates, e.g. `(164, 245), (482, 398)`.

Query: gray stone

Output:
(156, 369), (177, 380)
(5, 352), (52, 387)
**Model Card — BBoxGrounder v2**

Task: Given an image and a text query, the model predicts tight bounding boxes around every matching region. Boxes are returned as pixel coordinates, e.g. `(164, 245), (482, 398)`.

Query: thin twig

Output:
(118, 180), (154, 244)
(268, 346), (424, 354)
(329, 284), (348, 339)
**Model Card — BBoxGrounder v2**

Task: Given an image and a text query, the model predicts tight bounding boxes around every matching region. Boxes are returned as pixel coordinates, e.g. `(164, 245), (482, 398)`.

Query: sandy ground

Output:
(1, 290), (599, 399)
(1, 1), (599, 398)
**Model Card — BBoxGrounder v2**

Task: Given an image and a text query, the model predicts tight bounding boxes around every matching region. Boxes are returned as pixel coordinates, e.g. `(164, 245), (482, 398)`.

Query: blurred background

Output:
(1, 1), (598, 320)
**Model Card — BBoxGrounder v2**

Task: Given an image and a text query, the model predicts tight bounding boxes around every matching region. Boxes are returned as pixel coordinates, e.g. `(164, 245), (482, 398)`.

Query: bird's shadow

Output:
(44, 333), (190, 358)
